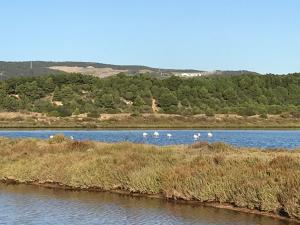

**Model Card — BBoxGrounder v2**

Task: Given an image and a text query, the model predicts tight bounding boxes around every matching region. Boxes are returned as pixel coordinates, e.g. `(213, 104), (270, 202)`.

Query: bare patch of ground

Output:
(49, 66), (128, 78)
(0, 112), (42, 119)
(152, 99), (159, 113)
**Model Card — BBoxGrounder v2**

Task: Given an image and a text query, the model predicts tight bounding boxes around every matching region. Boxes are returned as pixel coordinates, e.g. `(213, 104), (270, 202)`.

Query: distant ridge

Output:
(0, 61), (259, 78)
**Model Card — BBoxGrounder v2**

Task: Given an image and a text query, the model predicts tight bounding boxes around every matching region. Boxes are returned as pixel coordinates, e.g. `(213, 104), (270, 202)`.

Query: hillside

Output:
(0, 61), (259, 78)
(0, 73), (300, 118)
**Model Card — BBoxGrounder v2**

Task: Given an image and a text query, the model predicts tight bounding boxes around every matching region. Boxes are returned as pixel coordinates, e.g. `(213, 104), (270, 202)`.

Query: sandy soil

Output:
(49, 66), (128, 78)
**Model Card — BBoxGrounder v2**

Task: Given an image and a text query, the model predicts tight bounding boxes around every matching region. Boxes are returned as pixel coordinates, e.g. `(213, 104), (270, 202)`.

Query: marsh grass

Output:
(0, 136), (299, 220)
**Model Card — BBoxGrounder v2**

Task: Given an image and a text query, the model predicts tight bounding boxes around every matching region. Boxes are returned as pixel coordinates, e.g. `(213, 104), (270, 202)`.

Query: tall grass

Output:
(0, 137), (299, 221)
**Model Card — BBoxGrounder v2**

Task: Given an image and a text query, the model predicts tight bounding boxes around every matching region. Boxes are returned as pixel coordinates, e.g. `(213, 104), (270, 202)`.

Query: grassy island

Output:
(0, 136), (299, 222)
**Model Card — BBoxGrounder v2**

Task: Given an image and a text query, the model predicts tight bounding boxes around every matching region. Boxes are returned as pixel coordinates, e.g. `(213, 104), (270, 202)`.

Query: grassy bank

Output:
(0, 136), (300, 222)
(1, 112), (300, 128)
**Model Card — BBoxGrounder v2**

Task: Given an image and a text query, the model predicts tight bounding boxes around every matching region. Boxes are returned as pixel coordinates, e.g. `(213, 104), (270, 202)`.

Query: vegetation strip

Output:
(0, 181), (299, 224)
(0, 112), (300, 129)
(1, 73), (300, 118)
(0, 136), (299, 223)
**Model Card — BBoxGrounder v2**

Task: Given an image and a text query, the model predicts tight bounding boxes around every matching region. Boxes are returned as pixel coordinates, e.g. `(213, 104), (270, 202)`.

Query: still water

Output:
(0, 129), (300, 149)
(0, 184), (296, 225)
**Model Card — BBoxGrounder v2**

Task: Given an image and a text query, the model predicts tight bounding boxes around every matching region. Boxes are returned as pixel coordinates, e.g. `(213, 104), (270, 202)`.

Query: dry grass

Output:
(49, 66), (127, 78)
(0, 112), (300, 128)
(0, 136), (299, 220)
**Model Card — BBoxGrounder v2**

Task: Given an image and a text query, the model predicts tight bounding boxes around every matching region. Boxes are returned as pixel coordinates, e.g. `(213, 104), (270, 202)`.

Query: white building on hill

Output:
(180, 72), (203, 77)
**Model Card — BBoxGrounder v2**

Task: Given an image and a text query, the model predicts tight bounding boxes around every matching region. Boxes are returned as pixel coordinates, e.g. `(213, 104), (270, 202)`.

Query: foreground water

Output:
(0, 185), (297, 225)
(0, 129), (300, 149)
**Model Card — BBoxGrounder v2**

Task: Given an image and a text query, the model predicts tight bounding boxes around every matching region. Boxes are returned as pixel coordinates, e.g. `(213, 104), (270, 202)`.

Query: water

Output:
(0, 184), (296, 225)
(0, 129), (300, 149)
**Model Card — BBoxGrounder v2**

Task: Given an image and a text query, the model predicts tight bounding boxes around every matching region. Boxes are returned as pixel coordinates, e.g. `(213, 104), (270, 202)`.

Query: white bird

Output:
(49, 135), (54, 139)
(153, 131), (159, 137)
(193, 134), (199, 140)
(70, 136), (74, 140)
(197, 133), (201, 137)
(167, 133), (172, 138)
(207, 132), (213, 138)
(142, 132), (148, 137)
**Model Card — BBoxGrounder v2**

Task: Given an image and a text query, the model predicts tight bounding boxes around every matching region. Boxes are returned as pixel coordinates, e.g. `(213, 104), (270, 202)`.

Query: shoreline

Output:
(1, 127), (300, 130)
(1, 178), (299, 224)
(0, 112), (300, 129)
(1, 126), (300, 130)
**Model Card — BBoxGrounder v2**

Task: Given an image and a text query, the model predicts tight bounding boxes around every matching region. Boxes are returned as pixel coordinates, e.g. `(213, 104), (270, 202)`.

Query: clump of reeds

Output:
(0, 138), (299, 221)
(66, 140), (95, 151)
(48, 134), (68, 144)
(189, 141), (209, 149)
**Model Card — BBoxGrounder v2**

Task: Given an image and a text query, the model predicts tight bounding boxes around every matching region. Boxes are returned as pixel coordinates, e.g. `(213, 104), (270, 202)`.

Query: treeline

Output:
(1, 73), (300, 117)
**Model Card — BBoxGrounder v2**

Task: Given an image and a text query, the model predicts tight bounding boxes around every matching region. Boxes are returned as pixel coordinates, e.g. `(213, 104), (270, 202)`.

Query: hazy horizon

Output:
(0, 60), (293, 75)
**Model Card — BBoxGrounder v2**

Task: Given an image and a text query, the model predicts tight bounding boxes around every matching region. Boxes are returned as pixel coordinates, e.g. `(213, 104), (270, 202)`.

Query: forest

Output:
(1, 73), (300, 117)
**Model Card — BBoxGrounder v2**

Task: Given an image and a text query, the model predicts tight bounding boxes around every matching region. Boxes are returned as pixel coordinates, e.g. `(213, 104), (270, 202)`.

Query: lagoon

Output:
(0, 129), (300, 149)
(0, 184), (297, 225)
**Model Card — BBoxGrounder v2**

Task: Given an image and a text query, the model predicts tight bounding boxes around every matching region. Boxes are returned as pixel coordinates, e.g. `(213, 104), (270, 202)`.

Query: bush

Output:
(47, 110), (60, 117)
(56, 106), (72, 117)
(238, 107), (256, 116)
(164, 105), (178, 114)
(130, 111), (140, 117)
(259, 113), (268, 119)
(268, 105), (283, 115)
(140, 105), (152, 113)
(87, 110), (100, 118)
(73, 108), (81, 115)
(205, 109), (215, 117)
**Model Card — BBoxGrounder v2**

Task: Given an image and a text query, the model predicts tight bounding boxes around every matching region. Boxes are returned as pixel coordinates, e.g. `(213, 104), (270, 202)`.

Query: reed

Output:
(0, 136), (299, 221)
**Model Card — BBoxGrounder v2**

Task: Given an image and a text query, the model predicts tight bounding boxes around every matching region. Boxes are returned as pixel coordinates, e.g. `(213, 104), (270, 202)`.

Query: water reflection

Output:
(0, 185), (296, 225)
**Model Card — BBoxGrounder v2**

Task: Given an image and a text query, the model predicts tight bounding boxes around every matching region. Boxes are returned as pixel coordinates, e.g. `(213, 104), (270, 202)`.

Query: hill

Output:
(0, 61), (259, 78)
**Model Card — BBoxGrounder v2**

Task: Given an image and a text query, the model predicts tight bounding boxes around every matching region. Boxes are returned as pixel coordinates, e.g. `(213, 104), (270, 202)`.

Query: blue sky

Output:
(0, 0), (299, 74)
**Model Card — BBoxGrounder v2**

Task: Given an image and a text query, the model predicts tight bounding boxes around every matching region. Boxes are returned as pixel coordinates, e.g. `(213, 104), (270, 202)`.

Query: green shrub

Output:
(56, 106), (72, 117)
(87, 110), (100, 118)
(205, 109), (215, 117)
(130, 111), (140, 117)
(48, 110), (60, 117)
(259, 113), (268, 119)
(238, 107), (256, 116)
